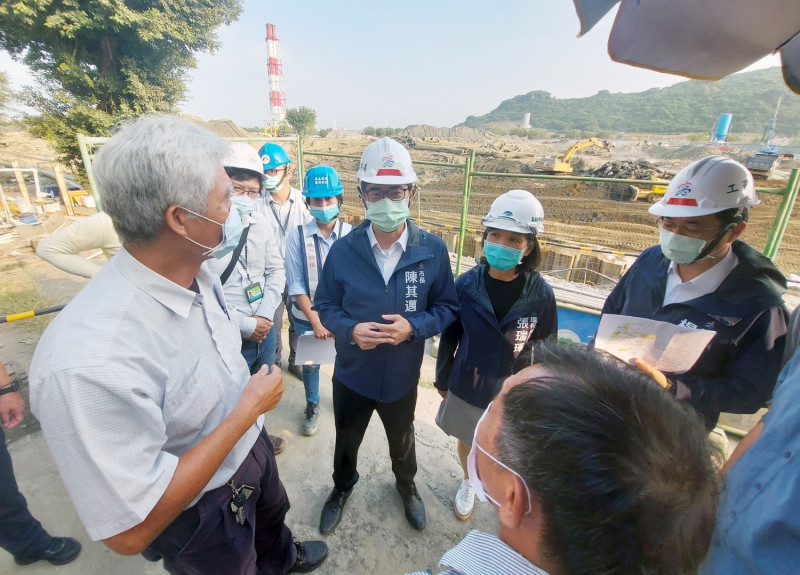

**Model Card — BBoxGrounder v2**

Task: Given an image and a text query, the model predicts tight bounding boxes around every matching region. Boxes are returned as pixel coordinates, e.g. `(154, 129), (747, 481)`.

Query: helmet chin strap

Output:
(690, 226), (734, 264)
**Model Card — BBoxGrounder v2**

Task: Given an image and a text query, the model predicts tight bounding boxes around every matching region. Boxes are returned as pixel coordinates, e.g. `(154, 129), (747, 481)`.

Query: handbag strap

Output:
(220, 224), (250, 285)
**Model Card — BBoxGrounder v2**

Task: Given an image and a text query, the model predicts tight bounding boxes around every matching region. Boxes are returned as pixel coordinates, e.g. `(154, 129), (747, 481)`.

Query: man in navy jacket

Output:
(601, 156), (787, 430)
(314, 138), (458, 533)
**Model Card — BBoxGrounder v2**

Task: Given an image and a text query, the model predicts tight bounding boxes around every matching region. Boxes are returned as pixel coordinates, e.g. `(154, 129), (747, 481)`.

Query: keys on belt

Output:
(228, 480), (254, 525)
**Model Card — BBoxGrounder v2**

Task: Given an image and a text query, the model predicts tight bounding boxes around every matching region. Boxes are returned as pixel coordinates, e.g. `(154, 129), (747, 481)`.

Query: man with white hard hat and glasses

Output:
(600, 155), (788, 431)
(207, 142), (288, 455)
(313, 137), (458, 534)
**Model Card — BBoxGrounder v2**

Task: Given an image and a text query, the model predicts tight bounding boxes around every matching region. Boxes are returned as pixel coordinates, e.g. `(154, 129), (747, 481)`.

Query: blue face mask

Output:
(180, 205), (245, 259)
(230, 194), (255, 217)
(310, 205), (340, 223)
(483, 240), (524, 271)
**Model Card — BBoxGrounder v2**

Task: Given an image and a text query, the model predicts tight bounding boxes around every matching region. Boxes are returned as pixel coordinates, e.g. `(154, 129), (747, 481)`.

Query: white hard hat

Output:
(481, 189), (545, 234)
(223, 143), (265, 183)
(357, 137), (417, 185)
(649, 156), (759, 218)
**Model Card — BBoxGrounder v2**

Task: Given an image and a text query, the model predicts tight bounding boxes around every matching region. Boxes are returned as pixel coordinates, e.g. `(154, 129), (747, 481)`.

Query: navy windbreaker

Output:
(435, 264), (558, 408)
(314, 220), (458, 402)
(601, 240), (788, 428)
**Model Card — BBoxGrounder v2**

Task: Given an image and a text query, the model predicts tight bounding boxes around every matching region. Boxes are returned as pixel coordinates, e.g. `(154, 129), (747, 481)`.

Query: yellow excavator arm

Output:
(561, 138), (612, 163)
(534, 138), (613, 174)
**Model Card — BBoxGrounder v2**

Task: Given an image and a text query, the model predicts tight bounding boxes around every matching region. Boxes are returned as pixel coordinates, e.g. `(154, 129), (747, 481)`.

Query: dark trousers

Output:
(332, 377), (418, 492)
(0, 427), (52, 561)
(272, 285), (298, 366)
(143, 430), (295, 575)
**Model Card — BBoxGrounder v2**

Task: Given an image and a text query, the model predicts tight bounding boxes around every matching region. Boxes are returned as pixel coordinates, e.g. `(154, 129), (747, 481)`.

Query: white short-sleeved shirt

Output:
(29, 247), (263, 541)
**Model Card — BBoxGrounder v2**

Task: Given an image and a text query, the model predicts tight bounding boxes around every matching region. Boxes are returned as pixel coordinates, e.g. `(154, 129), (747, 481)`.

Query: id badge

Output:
(245, 282), (263, 303)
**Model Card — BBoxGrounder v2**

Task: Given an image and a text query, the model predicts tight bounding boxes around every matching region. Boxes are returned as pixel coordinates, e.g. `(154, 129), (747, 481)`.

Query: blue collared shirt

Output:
(700, 349), (800, 574)
(406, 530), (549, 575)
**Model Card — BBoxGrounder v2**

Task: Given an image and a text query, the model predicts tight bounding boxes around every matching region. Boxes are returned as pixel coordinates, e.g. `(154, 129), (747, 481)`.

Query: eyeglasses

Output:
(363, 186), (410, 202)
(264, 167), (286, 176)
(658, 217), (723, 238)
(231, 184), (262, 199)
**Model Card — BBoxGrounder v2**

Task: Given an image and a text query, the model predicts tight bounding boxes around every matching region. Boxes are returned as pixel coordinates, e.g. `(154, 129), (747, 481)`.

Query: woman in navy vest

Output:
(285, 166), (353, 436)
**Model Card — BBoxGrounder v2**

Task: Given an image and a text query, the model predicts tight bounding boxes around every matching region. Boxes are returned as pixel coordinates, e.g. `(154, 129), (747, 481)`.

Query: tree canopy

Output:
(285, 106), (317, 136)
(0, 0), (242, 169)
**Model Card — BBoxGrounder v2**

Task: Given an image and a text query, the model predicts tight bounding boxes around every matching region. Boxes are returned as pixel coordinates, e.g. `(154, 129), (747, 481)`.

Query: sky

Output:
(1, 0), (781, 131)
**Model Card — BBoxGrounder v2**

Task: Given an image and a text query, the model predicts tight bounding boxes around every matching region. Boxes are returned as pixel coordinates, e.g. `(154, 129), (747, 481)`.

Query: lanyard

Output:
(237, 243), (253, 284)
(268, 197), (294, 236)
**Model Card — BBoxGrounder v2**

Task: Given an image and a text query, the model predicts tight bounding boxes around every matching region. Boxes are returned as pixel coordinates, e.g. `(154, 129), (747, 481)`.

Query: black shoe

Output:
(288, 364), (303, 379)
(15, 537), (82, 566)
(287, 539), (328, 573)
(319, 486), (352, 534)
(397, 482), (426, 531)
(270, 434), (286, 455)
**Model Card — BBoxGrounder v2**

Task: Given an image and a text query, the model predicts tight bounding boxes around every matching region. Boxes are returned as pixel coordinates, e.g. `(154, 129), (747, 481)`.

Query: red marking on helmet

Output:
(376, 169), (403, 177)
(666, 198), (698, 206)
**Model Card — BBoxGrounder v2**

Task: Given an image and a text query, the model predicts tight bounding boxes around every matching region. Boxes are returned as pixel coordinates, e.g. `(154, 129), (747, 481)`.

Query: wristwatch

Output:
(0, 381), (19, 396)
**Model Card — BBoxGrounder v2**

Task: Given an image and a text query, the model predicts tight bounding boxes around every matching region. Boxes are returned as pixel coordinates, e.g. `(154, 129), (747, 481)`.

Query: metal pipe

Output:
(0, 304), (66, 324)
(77, 133), (103, 211)
(455, 150), (475, 276)
(295, 135), (304, 190)
(763, 168), (800, 259)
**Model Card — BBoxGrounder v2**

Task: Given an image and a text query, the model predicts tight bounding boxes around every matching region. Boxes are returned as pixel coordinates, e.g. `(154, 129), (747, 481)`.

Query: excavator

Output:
(533, 137), (613, 174)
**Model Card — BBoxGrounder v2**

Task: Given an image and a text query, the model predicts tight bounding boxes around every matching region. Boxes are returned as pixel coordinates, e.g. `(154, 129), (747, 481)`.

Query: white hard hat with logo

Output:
(481, 189), (545, 234)
(223, 142), (265, 183)
(356, 137), (417, 185)
(649, 156), (759, 218)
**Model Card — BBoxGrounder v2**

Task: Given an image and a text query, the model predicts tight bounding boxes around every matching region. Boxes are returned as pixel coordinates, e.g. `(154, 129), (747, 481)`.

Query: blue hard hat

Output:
(303, 165), (343, 197)
(258, 142), (292, 171)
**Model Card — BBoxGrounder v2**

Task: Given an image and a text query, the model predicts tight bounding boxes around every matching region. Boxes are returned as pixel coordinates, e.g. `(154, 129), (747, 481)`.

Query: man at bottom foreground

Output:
(410, 345), (719, 575)
(29, 115), (326, 574)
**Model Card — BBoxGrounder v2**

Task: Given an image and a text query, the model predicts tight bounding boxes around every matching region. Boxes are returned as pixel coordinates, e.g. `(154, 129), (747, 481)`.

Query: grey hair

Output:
(94, 114), (231, 245)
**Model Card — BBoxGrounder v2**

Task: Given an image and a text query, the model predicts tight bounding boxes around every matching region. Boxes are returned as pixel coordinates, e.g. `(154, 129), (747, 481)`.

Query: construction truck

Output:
(534, 138), (613, 174)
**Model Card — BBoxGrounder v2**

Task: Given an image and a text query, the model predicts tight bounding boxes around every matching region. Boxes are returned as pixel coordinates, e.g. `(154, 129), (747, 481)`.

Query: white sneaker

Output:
(454, 479), (475, 520)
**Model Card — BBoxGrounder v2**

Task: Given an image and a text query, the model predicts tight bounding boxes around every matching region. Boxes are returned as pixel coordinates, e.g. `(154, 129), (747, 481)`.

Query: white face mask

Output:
(658, 228), (708, 265)
(467, 401), (532, 514)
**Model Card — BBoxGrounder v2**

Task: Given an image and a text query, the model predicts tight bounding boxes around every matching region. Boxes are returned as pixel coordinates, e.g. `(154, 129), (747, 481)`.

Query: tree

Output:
(285, 106), (316, 136)
(362, 126), (376, 136)
(0, 0), (242, 170)
(318, 128), (331, 138)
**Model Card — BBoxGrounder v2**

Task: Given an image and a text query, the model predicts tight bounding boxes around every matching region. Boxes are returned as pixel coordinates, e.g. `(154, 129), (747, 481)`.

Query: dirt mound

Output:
(399, 125), (489, 143)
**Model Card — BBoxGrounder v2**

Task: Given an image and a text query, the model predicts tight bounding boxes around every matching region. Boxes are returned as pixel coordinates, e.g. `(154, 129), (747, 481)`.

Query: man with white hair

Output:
(29, 115), (327, 574)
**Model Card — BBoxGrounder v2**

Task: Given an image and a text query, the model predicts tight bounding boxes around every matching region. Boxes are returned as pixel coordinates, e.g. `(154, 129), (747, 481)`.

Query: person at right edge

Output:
(313, 137), (458, 534)
(601, 155), (788, 431)
(435, 189), (558, 522)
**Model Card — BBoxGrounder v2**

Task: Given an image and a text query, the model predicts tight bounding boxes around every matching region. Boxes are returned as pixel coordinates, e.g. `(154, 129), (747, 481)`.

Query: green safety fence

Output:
(77, 134), (800, 269)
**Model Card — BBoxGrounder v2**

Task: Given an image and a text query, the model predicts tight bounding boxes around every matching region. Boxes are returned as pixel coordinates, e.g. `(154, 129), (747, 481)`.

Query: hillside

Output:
(460, 67), (800, 137)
